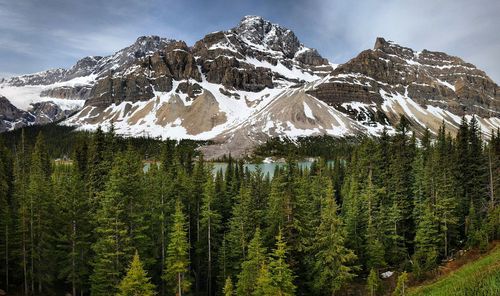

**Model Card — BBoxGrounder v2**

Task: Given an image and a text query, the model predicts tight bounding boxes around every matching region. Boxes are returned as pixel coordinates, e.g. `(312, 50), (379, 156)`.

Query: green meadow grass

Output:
(409, 245), (500, 296)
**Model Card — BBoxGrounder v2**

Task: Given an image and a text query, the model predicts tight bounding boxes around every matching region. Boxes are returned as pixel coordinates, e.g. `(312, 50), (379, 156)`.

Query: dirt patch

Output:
(128, 100), (155, 124)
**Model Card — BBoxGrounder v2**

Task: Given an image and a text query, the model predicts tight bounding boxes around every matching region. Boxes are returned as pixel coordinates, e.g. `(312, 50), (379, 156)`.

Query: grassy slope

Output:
(408, 244), (500, 296)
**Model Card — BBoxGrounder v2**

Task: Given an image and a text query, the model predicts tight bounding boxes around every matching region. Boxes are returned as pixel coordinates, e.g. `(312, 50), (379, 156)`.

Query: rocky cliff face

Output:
(82, 16), (332, 107)
(307, 37), (499, 135)
(7, 36), (174, 88)
(1, 17), (499, 157)
(0, 96), (70, 132)
(0, 96), (33, 132)
(62, 16), (336, 142)
(191, 15), (332, 91)
(0, 35), (175, 124)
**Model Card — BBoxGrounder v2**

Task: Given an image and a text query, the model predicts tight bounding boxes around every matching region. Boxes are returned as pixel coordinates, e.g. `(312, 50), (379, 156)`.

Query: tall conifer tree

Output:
(311, 184), (357, 295)
(164, 201), (191, 296)
(117, 251), (156, 296)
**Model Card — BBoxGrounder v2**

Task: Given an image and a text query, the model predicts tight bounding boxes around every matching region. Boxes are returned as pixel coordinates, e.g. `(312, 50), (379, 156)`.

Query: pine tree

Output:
(412, 149), (427, 227)
(143, 163), (172, 296)
(392, 272), (408, 296)
(466, 116), (488, 246)
(386, 116), (415, 264)
(266, 175), (286, 241)
(117, 251), (156, 296)
(266, 167), (297, 246)
(413, 205), (439, 278)
(366, 268), (381, 296)
(190, 155), (207, 295)
(223, 277), (234, 296)
(121, 147), (152, 267)
(249, 167), (270, 230)
(485, 130), (500, 242)
(342, 141), (372, 264)
(435, 126), (458, 257)
(73, 136), (89, 178)
(87, 126), (111, 201)
(28, 132), (55, 293)
(252, 263), (276, 296)
(375, 127), (391, 189)
(311, 184), (357, 295)
(454, 116), (470, 236)
(91, 148), (146, 296)
(163, 201), (191, 296)
(236, 228), (266, 296)
(200, 175), (222, 296)
(217, 234), (229, 290)
(226, 186), (257, 277)
(90, 182), (131, 295)
(13, 129), (32, 295)
(293, 174), (319, 254)
(0, 139), (13, 292)
(365, 218), (385, 271)
(53, 163), (91, 296)
(268, 229), (296, 296)
(363, 171), (386, 271)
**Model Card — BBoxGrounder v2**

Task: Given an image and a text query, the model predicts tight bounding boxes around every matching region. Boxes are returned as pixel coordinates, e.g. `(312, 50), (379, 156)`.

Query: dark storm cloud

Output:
(0, 0), (499, 82)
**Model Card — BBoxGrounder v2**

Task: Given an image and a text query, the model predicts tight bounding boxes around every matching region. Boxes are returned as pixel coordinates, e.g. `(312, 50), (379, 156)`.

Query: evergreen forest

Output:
(0, 116), (499, 296)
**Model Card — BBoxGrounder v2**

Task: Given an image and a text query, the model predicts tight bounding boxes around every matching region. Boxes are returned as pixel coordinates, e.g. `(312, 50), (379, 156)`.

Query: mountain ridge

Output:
(1, 16), (499, 157)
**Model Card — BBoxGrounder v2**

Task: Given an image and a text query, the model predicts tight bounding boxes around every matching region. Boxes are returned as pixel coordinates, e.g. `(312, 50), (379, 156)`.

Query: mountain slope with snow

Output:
(1, 17), (499, 157)
(308, 37), (500, 137)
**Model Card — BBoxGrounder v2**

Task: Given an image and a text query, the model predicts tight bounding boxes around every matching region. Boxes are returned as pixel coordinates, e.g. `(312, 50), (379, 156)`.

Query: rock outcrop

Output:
(0, 95), (77, 132)
(0, 95), (33, 131)
(83, 16), (332, 107)
(307, 37), (500, 133)
(29, 101), (72, 125)
(40, 85), (92, 100)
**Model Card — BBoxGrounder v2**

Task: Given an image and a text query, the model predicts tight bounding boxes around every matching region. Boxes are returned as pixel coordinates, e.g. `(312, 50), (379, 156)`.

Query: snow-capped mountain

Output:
(308, 37), (500, 137)
(0, 35), (174, 130)
(0, 95), (74, 132)
(1, 16), (499, 157)
(63, 15), (336, 141)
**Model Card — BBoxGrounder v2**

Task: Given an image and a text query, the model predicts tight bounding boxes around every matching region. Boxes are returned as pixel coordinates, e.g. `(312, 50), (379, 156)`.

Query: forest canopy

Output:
(0, 117), (499, 296)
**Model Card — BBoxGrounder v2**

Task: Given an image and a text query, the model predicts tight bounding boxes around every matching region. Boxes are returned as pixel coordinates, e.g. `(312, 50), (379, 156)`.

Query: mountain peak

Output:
(232, 15), (300, 59)
(128, 35), (175, 53)
(374, 37), (411, 51)
(372, 37), (416, 61)
(235, 15), (290, 36)
(134, 35), (168, 45)
(373, 37), (389, 50)
(239, 15), (266, 24)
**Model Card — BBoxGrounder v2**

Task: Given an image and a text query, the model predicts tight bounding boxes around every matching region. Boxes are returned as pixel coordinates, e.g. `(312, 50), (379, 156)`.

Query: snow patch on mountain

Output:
(0, 74), (95, 110)
(303, 102), (315, 119)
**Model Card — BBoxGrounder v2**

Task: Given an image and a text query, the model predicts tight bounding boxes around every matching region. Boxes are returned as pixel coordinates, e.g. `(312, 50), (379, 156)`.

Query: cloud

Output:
(295, 0), (500, 82)
(49, 27), (139, 56)
(0, 0), (498, 82)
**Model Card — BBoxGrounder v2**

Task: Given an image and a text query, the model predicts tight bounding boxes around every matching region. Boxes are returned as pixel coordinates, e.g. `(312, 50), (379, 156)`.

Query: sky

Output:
(1, 0), (499, 82)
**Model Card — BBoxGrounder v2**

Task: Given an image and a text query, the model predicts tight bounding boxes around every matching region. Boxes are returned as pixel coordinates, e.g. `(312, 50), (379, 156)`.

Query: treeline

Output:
(252, 135), (358, 160)
(0, 123), (207, 160)
(0, 116), (499, 296)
